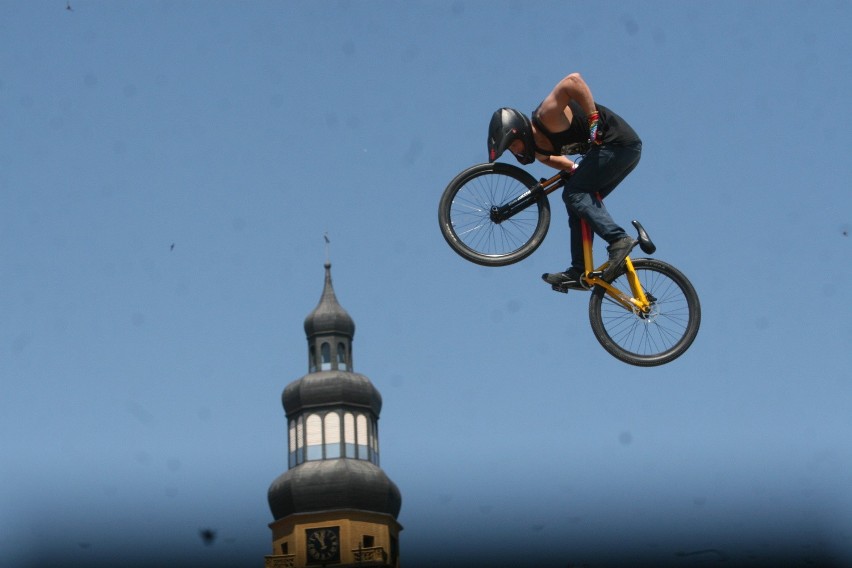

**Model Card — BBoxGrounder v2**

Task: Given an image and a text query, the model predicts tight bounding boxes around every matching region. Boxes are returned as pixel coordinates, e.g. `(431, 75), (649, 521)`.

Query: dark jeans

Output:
(562, 141), (642, 269)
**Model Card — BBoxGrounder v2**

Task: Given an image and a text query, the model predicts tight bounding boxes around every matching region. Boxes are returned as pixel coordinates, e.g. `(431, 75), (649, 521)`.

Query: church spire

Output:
(267, 262), (402, 568)
(303, 262), (355, 347)
(303, 262), (355, 374)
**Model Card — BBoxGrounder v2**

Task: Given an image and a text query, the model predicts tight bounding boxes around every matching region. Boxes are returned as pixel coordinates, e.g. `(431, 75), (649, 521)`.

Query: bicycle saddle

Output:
(632, 220), (657, 255)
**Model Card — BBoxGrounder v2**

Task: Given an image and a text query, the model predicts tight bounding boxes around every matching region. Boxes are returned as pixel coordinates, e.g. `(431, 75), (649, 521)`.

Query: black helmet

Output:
(488, 107), (535, 164)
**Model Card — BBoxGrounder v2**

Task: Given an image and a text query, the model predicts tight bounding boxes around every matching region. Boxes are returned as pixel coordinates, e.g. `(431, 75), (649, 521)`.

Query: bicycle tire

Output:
(438, 162), (550, 267)
(588, 258), (700, 367)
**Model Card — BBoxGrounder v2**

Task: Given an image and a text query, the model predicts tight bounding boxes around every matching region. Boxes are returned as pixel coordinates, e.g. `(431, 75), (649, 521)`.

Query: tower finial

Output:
(323, 232), (330, 266)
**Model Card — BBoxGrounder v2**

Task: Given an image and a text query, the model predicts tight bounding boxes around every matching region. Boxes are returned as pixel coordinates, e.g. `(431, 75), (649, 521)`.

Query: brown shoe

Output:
(601, 237), (637, 281)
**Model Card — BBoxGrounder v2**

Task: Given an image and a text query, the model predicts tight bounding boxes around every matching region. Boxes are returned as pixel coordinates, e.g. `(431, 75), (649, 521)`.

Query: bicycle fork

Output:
(489, 182), (544, 223)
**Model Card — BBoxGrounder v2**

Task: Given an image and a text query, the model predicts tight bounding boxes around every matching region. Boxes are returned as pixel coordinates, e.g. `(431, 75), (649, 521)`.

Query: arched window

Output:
(295, 416), (305, 465)
(356, 414), (369, 460)
(344, 412), (356, 458)
(320, 342), (331, 371)
(337, 342), (347, 370)
(306, 414), (323, 461)
(324, 412), (341, 459)
(370, 418), (380, 465)
(288, 419), (297, 468)
(309, 345), (317, 373)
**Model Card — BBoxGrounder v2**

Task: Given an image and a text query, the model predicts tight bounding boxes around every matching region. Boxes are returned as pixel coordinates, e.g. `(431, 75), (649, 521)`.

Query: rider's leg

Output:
(543, 192), (622, 287)
(562, 142), (641, 240)
(564, 191), (625, 245)
(543, 142), (642, 287)
(567, 209), (587, 271)
(541, 208), (588, 288)
(561, 142), (642, 279)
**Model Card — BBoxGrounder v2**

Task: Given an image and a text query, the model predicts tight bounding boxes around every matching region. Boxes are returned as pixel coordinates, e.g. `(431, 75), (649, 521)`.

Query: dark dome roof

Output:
(268, 459), (402, 520)
(284, 371), (382, 415)
(304, 263), (355, 338)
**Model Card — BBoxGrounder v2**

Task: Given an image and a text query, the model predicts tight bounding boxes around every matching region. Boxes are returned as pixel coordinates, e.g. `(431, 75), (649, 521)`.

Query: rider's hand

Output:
(559, 163), (578, 182)
(588, 110), (603, 145)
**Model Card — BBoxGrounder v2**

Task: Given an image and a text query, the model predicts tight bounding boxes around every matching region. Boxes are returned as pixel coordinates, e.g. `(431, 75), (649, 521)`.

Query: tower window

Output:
(337, 342), (348, 370)
(309, 345), (317, 373)
(370, 418), (380, 465)
(288, 420), (297, 468)
(344, 412), (356, 458)
(306, 414), (323, 461)
(356, 414), (369, 460)
(324, 412), (341, 459)
(320, 342), (331, 371)
(295, 416), (305, 465)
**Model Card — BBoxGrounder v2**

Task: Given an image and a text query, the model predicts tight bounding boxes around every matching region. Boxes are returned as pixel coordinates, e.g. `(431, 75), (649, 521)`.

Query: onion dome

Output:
(303, 262), (355, 338)
(283, 371), (382, 416)
(268, 459), (402, 520)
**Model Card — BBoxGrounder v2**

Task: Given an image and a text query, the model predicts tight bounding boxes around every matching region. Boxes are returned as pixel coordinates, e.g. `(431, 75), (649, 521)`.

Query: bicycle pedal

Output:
(550, 284), (570, 294)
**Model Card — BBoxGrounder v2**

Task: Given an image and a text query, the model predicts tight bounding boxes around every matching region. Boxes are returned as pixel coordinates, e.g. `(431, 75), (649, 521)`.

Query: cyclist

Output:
(487, 72), (642, 287)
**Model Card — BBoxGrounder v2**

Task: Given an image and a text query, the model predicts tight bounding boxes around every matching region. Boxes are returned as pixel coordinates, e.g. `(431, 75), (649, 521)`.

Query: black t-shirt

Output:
(531, 100), (640, 156)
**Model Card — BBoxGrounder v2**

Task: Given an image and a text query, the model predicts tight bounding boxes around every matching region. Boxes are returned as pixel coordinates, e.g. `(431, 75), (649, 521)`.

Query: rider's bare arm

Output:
(536, 72), (597, 132)
(536, 153), (575, 171)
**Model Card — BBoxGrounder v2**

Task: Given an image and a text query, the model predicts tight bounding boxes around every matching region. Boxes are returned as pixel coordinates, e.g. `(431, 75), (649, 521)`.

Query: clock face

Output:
(305, 526), (340, 564)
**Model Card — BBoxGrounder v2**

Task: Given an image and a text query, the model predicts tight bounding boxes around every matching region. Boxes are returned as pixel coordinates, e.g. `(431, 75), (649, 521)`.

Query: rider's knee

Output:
(564, 191), (594, 213)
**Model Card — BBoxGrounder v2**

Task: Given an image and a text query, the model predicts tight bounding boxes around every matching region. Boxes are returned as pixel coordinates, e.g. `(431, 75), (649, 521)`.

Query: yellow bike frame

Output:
(580, 216), (651, 314)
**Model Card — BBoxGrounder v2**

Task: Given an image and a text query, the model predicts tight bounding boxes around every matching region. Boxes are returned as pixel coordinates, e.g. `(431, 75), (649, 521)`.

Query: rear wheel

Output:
(438, 162), (550, 266)
(588, 258), (700, 366)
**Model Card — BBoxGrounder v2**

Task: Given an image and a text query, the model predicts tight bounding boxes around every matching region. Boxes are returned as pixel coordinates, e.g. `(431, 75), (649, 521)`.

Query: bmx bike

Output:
(438, 161), (700, 367)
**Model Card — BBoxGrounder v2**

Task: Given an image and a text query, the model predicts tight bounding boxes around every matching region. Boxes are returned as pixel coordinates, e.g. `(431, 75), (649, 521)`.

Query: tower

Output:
(267, 262), (402, 568)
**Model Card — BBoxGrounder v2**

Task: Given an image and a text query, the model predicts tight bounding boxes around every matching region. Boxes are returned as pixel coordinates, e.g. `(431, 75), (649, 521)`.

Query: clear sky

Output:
(2, 1), (851, 567)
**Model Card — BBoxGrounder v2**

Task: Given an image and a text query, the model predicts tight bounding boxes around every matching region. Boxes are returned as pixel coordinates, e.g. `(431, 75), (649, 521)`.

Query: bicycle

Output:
(438, 161), (700, 367)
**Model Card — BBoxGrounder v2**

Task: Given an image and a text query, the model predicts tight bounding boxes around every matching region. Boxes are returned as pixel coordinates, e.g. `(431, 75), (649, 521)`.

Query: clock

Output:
(305, 526), (340, 564)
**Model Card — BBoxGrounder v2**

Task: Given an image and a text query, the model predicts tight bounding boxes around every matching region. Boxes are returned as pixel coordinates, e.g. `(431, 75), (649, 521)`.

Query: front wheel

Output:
(438, 162), (550, 267)
(588, 258), (701, 367)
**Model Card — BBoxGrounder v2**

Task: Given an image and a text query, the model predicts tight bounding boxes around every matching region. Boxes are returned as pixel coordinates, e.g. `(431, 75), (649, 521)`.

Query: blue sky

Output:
(2, 1), (851, 567)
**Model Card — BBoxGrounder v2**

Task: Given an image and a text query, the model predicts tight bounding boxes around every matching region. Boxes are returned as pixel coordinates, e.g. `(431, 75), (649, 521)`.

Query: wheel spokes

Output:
(599, 268), (692, 357)
(449, 172), (539, 257)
